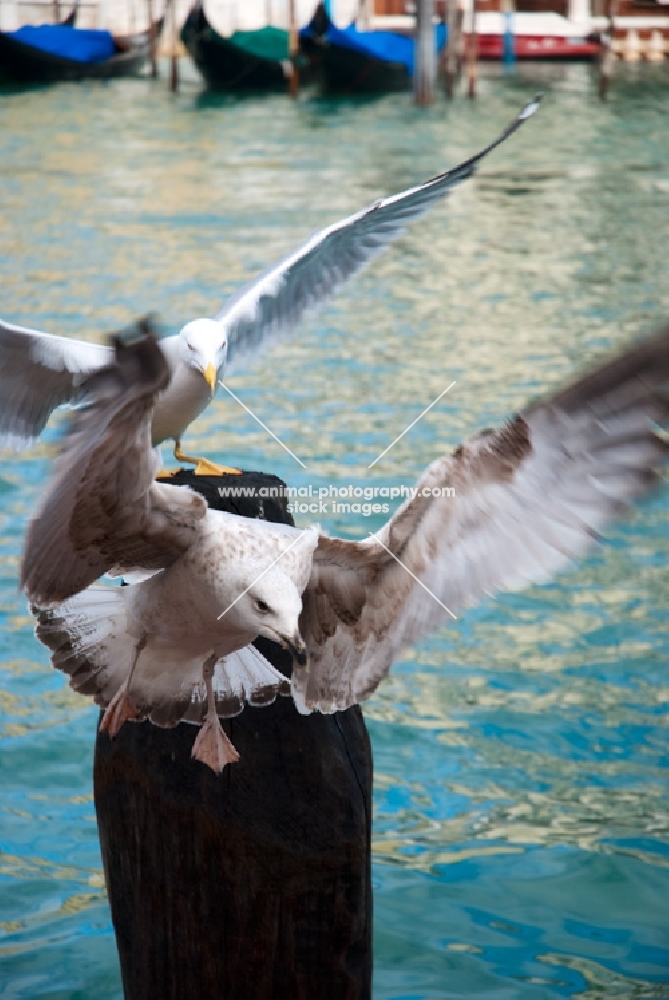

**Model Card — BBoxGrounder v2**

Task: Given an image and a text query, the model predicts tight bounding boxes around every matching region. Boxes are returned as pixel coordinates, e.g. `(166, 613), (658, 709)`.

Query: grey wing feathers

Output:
(221, 96), (541, 370)
(0, 317), (112, 446)
(21, 331), (206, 606)
(294, 326), (669, 714)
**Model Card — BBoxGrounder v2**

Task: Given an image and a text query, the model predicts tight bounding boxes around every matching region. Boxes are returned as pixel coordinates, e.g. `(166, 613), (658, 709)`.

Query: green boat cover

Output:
(228, 25), (289, 62)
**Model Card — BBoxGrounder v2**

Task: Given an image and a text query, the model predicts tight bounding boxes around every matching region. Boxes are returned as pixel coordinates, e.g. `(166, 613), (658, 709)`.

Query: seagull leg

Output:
(99, 633), (148, 738)
(174, 440), (242, 477)
(191, 654), (240, 773)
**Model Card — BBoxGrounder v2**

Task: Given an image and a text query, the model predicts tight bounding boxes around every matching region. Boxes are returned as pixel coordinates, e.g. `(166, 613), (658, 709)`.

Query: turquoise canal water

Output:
(1, 62), (669, 998)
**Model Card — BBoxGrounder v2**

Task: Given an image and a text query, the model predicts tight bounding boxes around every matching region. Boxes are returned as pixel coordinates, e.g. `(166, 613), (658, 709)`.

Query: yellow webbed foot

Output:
(193, 457), (242, 476)
(155, 467), (187, 479)
(174, 443), (242, 477)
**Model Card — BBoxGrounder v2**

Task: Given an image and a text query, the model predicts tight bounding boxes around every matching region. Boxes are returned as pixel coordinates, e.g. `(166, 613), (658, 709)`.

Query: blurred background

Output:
(1, 10), (669, 997)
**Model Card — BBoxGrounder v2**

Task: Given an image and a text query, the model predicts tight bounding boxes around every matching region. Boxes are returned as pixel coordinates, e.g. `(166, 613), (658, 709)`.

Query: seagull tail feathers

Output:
(33, 585), (294, 730)
(33, 585), (136, 710)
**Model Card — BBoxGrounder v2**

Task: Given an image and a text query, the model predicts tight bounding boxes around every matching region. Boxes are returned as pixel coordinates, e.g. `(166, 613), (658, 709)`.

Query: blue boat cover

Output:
(9, 24), (115, 63)
(301, 22), (447, 75)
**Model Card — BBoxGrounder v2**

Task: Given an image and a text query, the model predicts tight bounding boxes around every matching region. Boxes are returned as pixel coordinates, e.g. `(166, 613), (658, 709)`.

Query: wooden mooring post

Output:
(467, 0), (478, 98)
(147, 0), (158, 78)
(169, 51), (179, 92)
(444, 0), (463, 98)
(93, 469), (373, 1000)
(168, 0), (179, 92)
(414, 0), (437, 105)
(598, 0), (617, 99)
(288, 0), (299, 97)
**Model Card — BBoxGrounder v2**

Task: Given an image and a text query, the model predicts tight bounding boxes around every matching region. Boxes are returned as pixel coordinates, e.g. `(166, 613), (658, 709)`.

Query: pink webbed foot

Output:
(191, 716), (240, 773)
(99, 683), (138, 738)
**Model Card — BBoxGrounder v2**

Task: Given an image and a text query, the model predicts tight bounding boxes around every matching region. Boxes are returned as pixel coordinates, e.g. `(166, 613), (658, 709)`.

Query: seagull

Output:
(23, 323), (669, 771)
(0, 96), (541, 477)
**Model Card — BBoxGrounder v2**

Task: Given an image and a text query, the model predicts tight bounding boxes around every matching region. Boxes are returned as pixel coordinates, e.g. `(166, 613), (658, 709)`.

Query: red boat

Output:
(473, 12), (600, 59)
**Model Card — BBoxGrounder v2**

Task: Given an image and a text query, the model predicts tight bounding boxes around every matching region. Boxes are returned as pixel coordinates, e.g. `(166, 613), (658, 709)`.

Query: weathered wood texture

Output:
(94, 470), (373, 1000)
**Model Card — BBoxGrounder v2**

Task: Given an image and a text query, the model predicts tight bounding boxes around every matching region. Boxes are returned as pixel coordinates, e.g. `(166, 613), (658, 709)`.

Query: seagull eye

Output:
(255, 598), (272, 615)
(187, 343), (195, 351)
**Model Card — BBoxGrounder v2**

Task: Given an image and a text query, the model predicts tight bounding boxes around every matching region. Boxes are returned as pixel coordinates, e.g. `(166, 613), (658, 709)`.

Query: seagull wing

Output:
(293, 327), (669, 713)
(0, 317), (113, 446)
(21, 326), (207, 606)
(219, 96), (541, 371)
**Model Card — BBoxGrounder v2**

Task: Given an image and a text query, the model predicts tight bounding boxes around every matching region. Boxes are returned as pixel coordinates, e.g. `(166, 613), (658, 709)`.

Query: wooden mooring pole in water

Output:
(168, 0), (179, 93)
(147, 0), (158, 78)
(444, 0), (463, 98)
(288, 0), (299, 99)
(93, 469), (373, 1000)
(414, 0), (437, 105)
(467, 0), (478, 98)
(598, 0), (618, 100)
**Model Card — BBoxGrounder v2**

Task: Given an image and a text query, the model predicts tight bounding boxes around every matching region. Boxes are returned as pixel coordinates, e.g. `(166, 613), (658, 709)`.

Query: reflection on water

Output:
(1, 62), (669, 998)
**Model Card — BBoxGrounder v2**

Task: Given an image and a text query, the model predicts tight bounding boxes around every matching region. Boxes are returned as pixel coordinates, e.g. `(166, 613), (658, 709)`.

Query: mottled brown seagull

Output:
(23, 323), (669, 771)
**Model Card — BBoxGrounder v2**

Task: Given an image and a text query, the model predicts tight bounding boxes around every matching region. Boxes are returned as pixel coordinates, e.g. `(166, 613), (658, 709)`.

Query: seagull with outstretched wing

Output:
(1, 96), (540, 475)
(23, 322), (669, 772)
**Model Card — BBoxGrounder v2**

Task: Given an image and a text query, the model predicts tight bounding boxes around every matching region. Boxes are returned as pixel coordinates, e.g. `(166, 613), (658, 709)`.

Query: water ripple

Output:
(1, 64), (668, 999)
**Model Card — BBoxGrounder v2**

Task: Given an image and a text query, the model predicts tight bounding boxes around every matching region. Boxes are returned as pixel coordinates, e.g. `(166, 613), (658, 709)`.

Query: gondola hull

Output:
(0, 22), (159, 84)
(180, 6), (290, 91)
(300, 8), (447, 96)
(317, 42), (410, 93)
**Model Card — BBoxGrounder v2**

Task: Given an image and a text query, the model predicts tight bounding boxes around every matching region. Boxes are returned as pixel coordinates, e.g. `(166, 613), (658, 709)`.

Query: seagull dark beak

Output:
(204, 363), (217, 394)
(285, 633), (308, 667)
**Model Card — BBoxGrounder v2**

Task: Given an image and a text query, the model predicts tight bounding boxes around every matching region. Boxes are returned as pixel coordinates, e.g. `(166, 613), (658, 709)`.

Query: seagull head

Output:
(178, 318), (228, 395)
(233, 566), (308, 666)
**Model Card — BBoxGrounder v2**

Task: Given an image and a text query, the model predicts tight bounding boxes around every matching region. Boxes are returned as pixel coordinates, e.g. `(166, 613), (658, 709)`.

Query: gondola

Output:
(301, 4), (447, 94)
(0, 16), (162, 84)
(181, 1), (302, 92)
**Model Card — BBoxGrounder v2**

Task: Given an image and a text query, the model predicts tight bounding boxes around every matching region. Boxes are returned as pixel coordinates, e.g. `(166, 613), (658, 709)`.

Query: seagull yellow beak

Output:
(204, 363), (217, 395)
